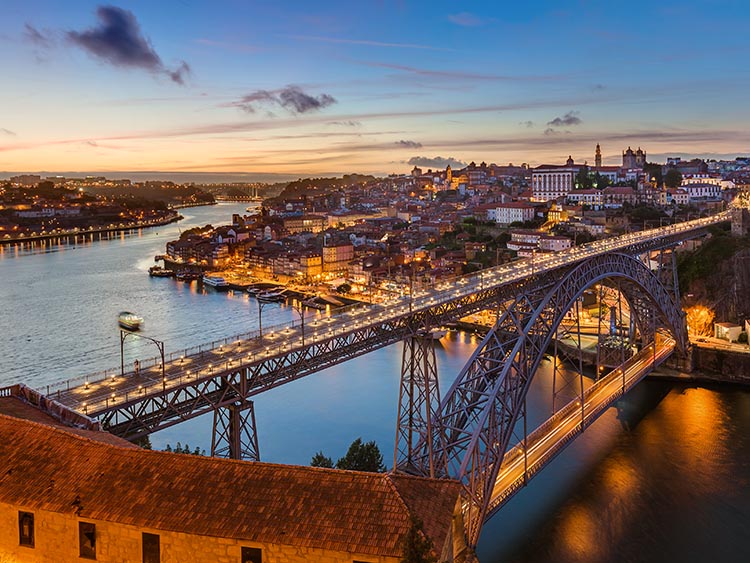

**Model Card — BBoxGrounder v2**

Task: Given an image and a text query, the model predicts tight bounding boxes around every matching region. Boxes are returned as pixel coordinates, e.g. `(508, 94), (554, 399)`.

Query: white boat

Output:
(202, 275), (229, 290)
(118, 311), (143, 331)
(417, 328), (448, 340)
(256, 289), (286, 303)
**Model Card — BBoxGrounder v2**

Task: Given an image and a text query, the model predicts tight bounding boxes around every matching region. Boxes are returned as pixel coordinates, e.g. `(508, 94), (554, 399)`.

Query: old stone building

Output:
(0, 393), (463, 563)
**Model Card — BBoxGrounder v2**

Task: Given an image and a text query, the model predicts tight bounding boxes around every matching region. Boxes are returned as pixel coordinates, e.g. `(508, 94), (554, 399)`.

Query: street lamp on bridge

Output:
(119, 329), (165, 381)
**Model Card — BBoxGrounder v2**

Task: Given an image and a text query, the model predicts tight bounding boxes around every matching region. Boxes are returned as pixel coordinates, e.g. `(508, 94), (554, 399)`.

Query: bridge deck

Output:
(486, 337), (675, 516)
(44, 214), (724, 433)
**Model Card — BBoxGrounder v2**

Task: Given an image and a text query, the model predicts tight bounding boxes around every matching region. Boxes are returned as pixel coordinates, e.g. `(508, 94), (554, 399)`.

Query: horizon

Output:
(2, 1), (750, 176)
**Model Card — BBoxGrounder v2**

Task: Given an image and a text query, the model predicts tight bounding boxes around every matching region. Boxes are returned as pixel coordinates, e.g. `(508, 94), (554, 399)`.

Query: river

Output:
(1, 202), (747, 562)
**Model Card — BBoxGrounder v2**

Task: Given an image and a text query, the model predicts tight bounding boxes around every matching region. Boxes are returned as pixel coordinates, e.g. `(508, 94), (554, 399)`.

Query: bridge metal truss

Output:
(89, 226), (707, 447)
(411, 252), (687, 548)
(97, 285), (516, 441)
(394, 334), (444, 476)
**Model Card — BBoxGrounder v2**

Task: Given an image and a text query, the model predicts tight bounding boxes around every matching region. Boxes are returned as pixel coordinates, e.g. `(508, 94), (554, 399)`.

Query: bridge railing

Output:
(44, 300), (375, 395)
(41, 214), (724, 397)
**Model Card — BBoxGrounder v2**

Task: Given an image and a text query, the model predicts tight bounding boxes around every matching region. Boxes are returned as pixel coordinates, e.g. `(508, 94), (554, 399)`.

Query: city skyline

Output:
(2, 0), (750, 180)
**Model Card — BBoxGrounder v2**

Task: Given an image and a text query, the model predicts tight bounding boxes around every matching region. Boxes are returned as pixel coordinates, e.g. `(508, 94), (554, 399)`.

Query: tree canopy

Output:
(399, 515), (437, 563)
(310, 438), (386, 472)
(664, 168), (683, 189)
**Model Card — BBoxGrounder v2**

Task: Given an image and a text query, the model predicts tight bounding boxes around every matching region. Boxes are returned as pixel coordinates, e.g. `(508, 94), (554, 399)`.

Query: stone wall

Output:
(0, 502), (399, 563)
(691, 346), (750, 384)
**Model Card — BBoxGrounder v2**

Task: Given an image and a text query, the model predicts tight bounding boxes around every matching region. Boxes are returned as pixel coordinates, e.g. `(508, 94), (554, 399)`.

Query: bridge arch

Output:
(422, 252), (686, 547)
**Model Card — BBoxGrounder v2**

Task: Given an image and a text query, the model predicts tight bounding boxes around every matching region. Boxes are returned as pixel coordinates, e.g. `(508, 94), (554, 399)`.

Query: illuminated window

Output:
(241, 546), (262, 563)
(142, 532), (160, 563)
(19, 511), (34, 547)
(79, 522), (96, 559)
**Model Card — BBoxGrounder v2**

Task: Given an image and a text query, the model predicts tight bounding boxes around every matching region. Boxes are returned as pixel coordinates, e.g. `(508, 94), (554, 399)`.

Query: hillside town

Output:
(154, 147), (749, 300)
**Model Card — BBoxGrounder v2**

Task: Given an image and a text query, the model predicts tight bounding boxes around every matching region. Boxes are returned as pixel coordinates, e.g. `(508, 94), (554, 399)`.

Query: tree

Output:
(134, 435), (152, 449)
(336, 283), (352, 295)
(399, 515), (437, 563)
(664, 168), (683, 189)
(310, 451), (334, 468)
(165, 442), (206, 456)
(335, 438), (386, 472)
(575, 165), (593, 190)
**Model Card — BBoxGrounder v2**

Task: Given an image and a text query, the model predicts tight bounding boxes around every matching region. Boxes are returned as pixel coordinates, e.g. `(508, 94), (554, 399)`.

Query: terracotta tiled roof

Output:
(0, 414), (461, 557)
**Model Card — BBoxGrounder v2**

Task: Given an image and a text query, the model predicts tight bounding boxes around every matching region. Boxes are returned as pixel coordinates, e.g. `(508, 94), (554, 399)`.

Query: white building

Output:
(490, 202), (536, 225)
(566, 189), (603, 208)
(531, 157), (580, 202)
(539, 235), (572, 252)
(682, 183), (721, 201)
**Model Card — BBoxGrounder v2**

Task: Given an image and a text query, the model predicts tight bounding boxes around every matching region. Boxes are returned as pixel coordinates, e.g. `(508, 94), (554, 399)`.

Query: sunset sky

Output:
(2, 0), (750, 181)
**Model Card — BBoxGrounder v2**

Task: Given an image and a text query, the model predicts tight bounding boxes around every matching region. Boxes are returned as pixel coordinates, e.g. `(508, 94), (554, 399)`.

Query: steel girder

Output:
(420, 252), (686, 548)
(211, 399), (260, 461)
(394, 335), (443, 476)
(96, 289), (517, 439)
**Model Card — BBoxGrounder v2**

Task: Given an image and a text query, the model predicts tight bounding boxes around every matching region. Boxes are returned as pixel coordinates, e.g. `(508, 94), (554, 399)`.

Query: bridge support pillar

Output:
(211, 400), (260, 461)
(394, 334), (442, 476)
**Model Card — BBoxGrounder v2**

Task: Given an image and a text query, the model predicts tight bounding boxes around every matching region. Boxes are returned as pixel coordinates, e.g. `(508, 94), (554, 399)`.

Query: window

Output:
(142, 532), (160, 563)
(241, 546), (262, 563)
(19, 511), (34, 547)
(79, 522), (96, 559)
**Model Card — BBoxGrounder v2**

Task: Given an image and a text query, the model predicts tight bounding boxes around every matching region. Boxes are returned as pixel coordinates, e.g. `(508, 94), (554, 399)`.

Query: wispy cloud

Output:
(23, 23), (51, 48)
(520, 121), (534, 128)
(229, 86), (337, 115)
(194, 38), (261, 53)
(66, 6), (190, 85)
(396, 139), (422, 149)
(408, 156), (466, 169)
(286, 34), (452, 51)
(357, 60), (560, 82)
(447, 12), (485, 27)
(327, 120), (362, 127)
(547, 111), (582, 127)
(1, 128), (16, 136)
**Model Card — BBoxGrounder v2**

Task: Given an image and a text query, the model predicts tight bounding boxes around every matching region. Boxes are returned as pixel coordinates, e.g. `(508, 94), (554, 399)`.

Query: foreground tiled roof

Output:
(0, 414), (461, 557)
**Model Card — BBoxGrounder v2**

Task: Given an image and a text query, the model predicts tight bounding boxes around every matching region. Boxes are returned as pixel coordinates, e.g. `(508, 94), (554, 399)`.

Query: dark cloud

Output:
(1, 128), (16, 136)
(396, 140), (422, 149)
(328, 120), (362, 127)
(447, 12), (484, 27)
(520, 121), (534, 128)
(279, 87), (335, 113)
(166, 61), (191, 86)
(408, 156), (466, 169)
(24, 23), (51, 47)
(233, 86), (337, 115)
(66, 6), (189, 85)
(547, 111), (582, 127)
(544, 127), (567, 136)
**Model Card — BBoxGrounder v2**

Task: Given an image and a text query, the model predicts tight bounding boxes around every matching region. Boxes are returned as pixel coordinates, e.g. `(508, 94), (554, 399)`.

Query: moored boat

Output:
(118, 311), (143, 331)
(202, 275), (230, 290)
(256, 289), (286, 303)
(149, 265), (174, 278)
(175, 271), (201, 281)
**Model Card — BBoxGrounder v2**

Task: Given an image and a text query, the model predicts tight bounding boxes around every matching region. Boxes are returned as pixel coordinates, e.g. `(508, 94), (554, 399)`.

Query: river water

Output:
(1, 203), (747, 562)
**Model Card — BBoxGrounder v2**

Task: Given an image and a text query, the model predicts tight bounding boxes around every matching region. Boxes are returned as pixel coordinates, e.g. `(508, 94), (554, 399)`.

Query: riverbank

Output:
(169, 201), (217, 210)
(0, 211), (182, 246)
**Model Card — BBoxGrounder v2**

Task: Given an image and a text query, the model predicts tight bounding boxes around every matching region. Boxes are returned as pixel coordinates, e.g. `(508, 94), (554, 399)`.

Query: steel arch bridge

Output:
(404, 252), (687, 550)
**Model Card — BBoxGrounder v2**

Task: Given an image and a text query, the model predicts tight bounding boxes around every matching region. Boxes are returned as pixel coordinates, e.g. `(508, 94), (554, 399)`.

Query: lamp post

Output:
(120, 329), (165, 382)
(290, 300), (306, 346)
(257, 300), (270, 339)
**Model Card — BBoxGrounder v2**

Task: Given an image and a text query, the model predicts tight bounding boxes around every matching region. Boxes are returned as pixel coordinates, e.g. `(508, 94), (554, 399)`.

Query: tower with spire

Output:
(595, 144), (602, 169)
